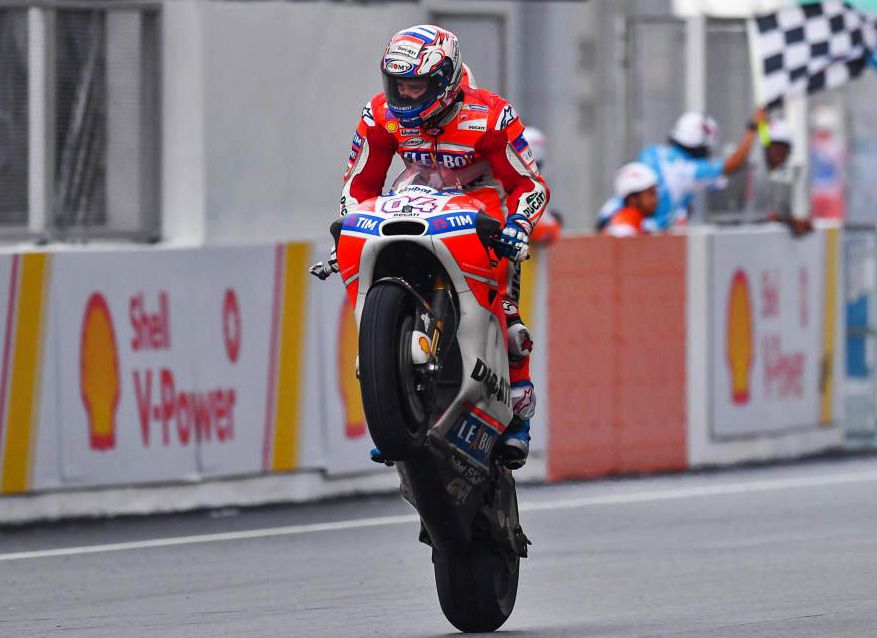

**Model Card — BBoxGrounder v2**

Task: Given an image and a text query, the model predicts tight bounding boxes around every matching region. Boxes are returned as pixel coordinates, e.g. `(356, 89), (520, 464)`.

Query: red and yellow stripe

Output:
(518, 249), (539, 328)
(1, 253), (52, 494)
(263, 244), (309, 472)
(820, 228), (839, 425)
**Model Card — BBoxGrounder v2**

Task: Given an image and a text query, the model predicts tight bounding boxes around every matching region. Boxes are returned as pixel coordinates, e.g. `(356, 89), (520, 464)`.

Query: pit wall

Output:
(0, 225), (844, 522)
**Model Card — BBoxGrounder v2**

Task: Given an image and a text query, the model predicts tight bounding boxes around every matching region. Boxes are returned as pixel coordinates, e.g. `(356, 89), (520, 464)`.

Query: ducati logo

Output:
(470, 358), (511, 407)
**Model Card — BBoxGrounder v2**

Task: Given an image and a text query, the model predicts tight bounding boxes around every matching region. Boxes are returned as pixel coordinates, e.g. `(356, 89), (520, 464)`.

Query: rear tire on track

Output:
(433, 541), (519, 633)
(359, 283), (429, 460)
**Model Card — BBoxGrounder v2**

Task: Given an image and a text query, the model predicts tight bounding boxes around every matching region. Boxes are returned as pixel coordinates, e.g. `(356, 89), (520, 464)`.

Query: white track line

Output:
(2, 469), (877, 563)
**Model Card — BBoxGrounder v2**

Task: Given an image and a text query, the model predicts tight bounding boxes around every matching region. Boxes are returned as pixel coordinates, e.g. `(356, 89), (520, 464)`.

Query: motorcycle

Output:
(311, 165), (530, 633)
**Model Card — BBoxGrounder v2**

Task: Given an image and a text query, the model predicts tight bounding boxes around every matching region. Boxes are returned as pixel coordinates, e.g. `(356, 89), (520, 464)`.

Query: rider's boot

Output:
(499, 310), (536, 469)
(499, 414), (531, 470)
(369, 447), (395, 467)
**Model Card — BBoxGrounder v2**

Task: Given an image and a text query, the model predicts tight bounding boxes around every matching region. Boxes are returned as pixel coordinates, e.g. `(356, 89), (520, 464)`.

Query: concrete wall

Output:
(161, 0), (539, 245)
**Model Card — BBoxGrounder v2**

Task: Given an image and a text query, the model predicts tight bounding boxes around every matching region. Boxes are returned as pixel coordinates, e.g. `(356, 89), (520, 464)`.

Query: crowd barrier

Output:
(0, 224), (845, 521)
(547, 225), (845, 481)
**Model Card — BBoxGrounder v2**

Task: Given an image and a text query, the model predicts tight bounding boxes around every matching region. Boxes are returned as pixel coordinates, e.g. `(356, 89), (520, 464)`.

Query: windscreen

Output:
(389, 164), (464, 195)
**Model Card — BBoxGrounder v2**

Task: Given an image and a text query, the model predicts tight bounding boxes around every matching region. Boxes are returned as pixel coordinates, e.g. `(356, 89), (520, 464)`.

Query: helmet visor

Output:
(383, 73), (446, 118)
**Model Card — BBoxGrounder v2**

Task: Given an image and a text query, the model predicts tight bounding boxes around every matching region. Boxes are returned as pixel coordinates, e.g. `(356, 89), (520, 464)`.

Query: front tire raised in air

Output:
(359, 283), (429, 460)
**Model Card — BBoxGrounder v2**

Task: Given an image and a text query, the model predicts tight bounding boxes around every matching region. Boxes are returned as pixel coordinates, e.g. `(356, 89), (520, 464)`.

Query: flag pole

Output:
(746, 16), (772, 146)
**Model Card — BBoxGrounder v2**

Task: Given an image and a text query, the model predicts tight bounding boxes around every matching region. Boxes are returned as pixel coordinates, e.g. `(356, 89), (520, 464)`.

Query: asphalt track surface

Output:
(2, 455), (877, 637)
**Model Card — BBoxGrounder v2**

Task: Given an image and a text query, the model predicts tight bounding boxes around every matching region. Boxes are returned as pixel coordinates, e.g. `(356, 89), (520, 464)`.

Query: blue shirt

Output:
(598, 144), (726, 231)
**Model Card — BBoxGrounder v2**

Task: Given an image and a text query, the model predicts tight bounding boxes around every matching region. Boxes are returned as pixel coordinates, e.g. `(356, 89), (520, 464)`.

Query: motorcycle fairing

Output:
(337, 185), (513, 477)
(337, 198), (505, 315)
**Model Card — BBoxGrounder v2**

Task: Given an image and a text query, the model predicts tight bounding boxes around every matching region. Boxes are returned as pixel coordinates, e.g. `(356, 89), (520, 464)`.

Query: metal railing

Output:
(0, 0), (160, 243)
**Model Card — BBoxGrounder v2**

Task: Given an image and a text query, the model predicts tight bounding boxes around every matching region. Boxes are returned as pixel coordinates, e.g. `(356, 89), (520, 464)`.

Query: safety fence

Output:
(0, 224), (846, 519)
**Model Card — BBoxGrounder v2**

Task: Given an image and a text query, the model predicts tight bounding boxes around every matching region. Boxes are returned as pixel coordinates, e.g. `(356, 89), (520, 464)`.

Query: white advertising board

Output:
(54, 250), (202, 485)
(191, 246), (276, 477)
(710, 229), (839, 439)
(51, 246), (280, 487)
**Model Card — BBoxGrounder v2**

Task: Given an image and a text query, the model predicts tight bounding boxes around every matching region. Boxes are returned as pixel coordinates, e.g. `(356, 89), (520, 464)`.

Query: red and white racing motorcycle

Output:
(312, 165), (529, 633)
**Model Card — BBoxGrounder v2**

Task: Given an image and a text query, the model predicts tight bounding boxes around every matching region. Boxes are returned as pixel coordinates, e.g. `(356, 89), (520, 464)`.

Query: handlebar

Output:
(475, 212), (503, 251)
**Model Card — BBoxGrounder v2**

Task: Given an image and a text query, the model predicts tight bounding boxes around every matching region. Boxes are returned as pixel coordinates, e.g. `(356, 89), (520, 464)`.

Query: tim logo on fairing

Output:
(343, 214), (382, 236)
(429, 213), (476, 234)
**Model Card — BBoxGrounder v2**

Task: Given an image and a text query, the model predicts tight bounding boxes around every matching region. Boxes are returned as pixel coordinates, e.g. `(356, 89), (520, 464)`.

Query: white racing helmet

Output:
(523, 126), (547, 170)
(670, 112), (719, 156)
(614, 162), (658, 199)
(381, 25), (463, 127)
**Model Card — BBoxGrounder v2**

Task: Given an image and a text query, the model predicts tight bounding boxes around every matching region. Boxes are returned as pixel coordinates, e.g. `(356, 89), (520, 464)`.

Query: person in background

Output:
(523, 126), (564, 246)
(597, 109), (767, 231)
(747, 117), (812, 237)
(809, 104), (846, 220)
(603, 162), (659, 237)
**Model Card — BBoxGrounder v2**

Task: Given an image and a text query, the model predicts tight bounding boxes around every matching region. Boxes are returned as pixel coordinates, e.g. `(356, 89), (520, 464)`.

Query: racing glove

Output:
(495, 214), (532, 262)
(309, 248), (339, 280)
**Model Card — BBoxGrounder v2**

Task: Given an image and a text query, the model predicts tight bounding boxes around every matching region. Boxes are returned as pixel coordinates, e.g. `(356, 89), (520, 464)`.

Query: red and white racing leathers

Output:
(341, 86), (549, 412)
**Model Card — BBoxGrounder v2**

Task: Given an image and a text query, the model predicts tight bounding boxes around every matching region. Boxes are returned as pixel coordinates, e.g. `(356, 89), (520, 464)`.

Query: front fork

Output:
(411, 275), (451, 372)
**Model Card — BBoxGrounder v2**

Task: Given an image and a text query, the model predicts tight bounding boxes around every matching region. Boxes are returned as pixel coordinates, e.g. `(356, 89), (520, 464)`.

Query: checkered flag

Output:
(748, 1), (877, 107)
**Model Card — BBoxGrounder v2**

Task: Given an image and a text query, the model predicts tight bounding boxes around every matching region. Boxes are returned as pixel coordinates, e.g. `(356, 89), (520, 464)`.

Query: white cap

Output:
(670, 112), (719, 151)
(767, 118), (792, 145)
(614, 162), (658, 199)
(523, 126), (547, 167)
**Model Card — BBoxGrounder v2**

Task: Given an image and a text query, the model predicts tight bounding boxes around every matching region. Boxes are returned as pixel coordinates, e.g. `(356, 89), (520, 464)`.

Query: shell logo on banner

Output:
(726, 269), (754, 405)
(338, 298), (365, 439)
(79, 293), (121, 451)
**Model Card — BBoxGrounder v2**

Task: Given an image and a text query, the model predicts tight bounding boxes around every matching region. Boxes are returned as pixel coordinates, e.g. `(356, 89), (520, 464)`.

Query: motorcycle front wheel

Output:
(433, 539), (520, 633)
(359, 283), (430, 460)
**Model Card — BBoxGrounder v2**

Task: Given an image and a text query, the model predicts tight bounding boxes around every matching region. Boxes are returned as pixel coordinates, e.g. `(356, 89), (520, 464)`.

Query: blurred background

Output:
(3, 6), (877, 634)
(1, 0), (874, 246)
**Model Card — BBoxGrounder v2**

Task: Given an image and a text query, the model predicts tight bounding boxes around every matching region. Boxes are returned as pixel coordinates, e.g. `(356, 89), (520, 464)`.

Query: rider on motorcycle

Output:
(335, 24), (549, 467)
